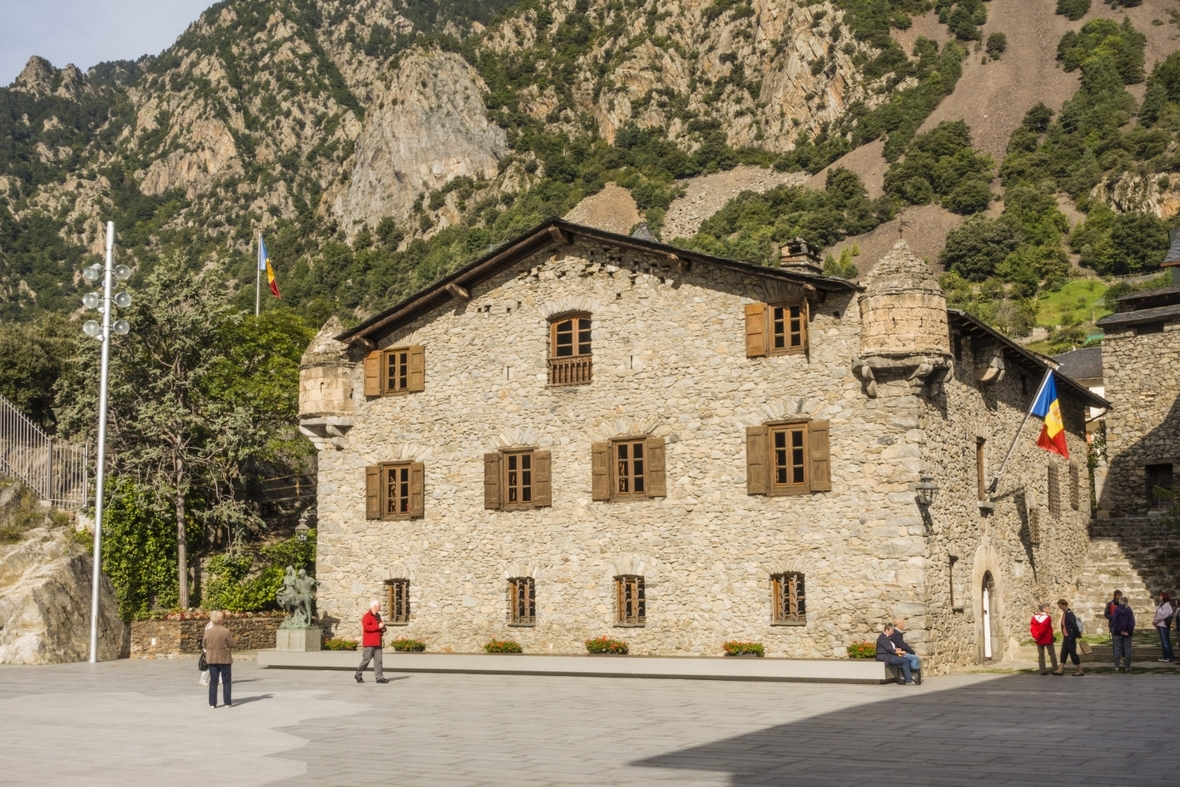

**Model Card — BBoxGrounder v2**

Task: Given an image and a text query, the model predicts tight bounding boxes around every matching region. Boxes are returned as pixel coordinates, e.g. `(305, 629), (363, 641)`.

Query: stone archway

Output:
(971, 543), (1005, 663)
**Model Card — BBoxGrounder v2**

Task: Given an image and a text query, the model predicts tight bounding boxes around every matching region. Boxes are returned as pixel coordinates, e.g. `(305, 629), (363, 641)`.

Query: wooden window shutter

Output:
(808, 420), (831, 492)
(591, 442), (611, 501)
(407, 346), (425, 392)
(645, 437), (666, 497)
(532, 450), (552, 507)
(483, 453), (502, 510)
(801, 298), (811, 356)
(365, 466), (381, 519)
(745, 303), (767, 357)
(408, 462), (425, 518)
(746, 425), (769, 495)
(363, 351), (382, 396)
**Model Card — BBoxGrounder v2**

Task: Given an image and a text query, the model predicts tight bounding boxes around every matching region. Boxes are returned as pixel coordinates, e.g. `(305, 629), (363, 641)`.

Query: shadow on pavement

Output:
(230, 694), (274, 706)
(632, 674), (1180, 787)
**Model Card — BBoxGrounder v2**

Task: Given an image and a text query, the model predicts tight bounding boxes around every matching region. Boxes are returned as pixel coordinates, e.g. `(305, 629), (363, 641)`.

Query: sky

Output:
(0, 0), (216, 86)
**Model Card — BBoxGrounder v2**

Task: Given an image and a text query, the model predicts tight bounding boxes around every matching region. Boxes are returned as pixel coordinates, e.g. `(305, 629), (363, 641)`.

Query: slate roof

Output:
(1096, 303), (1180, 329)
(337, 218), (859, 343)
(1052, 346), (1103, 383)
(1163, 231), (1180, 266)
(1113, 284), (1180, 310)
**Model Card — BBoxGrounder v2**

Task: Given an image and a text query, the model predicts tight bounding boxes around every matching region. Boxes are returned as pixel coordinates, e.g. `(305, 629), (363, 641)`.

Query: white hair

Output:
(209, 610), (224, 624)
(369, 599), (380, 609)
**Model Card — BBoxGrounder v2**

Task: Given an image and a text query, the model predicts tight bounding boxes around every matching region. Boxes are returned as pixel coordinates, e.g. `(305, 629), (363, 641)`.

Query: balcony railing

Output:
(548, 355), (592, 387)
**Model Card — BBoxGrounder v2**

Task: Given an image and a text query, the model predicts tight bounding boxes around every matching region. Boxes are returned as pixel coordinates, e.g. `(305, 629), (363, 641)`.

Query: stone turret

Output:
(298, 316), (354, 450)
(854, 241), (952, 396)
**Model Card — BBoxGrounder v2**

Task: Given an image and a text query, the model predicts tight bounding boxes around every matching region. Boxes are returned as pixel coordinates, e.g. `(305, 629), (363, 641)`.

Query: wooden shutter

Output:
(591, 442), (610, 501)
(365, 466), (381, 519)
(800, 298), (810, 356)
(483, 452), (501, 510)
(808, 420), (831, 492)
(745, 303), (767, 357)
(645, 437), (666, 497)
(532, 450), (552, 507)
(407, 346), (425, 392)
(746, 426), (769, 495)
(408, 462), (425, 518)
(363, 351), (382, 396)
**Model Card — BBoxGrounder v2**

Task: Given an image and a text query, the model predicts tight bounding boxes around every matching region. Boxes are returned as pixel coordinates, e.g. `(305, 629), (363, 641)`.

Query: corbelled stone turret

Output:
(298, 316), (354, 450)
(854, 241), (952, 396)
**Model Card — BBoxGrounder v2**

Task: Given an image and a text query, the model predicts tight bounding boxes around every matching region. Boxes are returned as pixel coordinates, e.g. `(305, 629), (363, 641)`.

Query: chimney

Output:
(780, 238), (823, 275)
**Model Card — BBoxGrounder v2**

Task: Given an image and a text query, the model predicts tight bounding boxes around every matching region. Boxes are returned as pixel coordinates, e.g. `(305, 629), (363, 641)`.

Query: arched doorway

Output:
(982, 572), (996, 660)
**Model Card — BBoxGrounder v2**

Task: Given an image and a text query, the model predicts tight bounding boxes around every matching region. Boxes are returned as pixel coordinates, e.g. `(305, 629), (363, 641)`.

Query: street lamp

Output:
(915, 474), (940, 507)
(84, 221), (132, 664)
(295, 510), (311, 542)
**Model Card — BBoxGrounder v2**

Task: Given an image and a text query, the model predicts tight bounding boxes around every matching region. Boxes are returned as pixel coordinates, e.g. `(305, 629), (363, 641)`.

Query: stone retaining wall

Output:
(130, 615), (288, 657)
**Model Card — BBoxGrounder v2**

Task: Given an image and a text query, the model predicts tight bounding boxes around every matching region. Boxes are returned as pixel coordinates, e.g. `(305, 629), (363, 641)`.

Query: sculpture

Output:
(277, 565), (317, 629)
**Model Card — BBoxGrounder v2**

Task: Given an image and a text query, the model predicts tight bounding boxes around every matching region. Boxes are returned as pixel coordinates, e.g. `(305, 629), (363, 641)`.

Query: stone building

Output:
(1096, 284), (1180, 514)
(299, 220), (1103, 668)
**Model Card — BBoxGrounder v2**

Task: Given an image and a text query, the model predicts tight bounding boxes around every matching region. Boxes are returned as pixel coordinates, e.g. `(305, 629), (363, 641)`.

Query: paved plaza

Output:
(1, 658), (1177, 786)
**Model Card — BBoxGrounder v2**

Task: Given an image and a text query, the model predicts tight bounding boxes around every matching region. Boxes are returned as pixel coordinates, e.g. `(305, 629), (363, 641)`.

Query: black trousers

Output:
(208, 663), (232, 706)
(1059, 636), (1080, 666)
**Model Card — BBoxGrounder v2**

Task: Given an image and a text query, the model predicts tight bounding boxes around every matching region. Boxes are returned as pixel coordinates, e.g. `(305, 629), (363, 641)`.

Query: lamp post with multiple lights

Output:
(83, 221), (132, 664)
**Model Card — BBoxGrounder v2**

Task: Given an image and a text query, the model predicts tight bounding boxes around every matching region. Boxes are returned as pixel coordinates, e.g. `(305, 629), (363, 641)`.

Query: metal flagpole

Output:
(89, 222), (115, 663)
(987, 367), (1052, 496)
(255, 232), (261, 317)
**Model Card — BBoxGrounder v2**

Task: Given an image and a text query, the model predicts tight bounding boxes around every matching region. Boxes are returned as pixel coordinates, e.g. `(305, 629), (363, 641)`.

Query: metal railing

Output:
(548, 355), (593, 386)
(0, 394), (89, 509)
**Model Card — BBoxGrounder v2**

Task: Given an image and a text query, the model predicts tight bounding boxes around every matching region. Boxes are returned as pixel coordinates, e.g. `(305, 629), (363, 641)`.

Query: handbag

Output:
(198, 651), (208, 671)
(1078, 640), (1093, 655)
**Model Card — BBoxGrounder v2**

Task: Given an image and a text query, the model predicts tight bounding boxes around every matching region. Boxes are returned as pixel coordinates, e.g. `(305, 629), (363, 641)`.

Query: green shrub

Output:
(943, 177), (993, 215)
(323, 637), (359, 651)
(723, 641), (765, 657)
(585, 636), (629, 654)
(847, 642), (876, 659)
(940, 216), (1021, 280)
(1055, 0), (1091, 21)
(389, 637), (426, 652)
(986, 32), (1007, 59)
(483, 638), (523, 653)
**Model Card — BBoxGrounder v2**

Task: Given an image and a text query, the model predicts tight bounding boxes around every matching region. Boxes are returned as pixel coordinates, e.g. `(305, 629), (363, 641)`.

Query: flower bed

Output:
(585, 636), (629, 654)
(390, 637), (426, 652)
(846, 642), (876, 659)
(323, 637), (359, 651)
(483, 638), (523, 653)
(723, 641), (764, 657)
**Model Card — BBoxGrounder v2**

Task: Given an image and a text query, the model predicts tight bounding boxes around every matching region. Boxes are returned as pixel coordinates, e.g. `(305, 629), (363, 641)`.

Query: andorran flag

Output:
(1031, 371), (1068, 458)
(260, 235), (281, 299)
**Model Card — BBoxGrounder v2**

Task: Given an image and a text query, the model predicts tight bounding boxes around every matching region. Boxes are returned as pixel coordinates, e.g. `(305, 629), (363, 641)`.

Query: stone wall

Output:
(315, 240), (931, 659)
(1100, 324), (1180, 513)
(920, 331), (1093, 667)
(130, 614), (286, 657)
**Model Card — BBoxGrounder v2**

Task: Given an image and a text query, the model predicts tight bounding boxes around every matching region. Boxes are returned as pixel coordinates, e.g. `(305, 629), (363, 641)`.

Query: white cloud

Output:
(0, 0), (216, 86)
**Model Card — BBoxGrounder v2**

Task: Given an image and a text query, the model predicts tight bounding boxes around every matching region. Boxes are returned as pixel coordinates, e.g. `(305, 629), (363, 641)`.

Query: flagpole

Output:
(254, 233), (261, 317)
(987, 367), (1052, 496)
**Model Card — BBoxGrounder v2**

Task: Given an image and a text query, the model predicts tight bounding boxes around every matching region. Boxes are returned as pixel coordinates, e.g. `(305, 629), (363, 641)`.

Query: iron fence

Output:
(0, 393), (89, 509)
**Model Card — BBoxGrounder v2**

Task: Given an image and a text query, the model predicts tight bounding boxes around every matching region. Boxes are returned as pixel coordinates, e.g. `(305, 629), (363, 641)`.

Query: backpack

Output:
(1074, 613), (1084, 635)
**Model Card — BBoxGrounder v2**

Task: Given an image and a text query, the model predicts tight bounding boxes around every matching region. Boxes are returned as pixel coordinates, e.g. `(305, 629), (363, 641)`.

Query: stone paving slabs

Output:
(0, 658), (1177, 786)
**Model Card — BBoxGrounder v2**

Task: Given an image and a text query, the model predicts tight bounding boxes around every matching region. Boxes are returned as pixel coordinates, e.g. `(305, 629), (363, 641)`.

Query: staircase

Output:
(1074, 517), (1180, 630)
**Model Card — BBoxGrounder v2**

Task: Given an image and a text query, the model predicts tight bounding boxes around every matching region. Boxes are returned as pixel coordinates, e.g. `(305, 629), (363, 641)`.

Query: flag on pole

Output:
(260, 236), (281, 299)
(1031, 371), (1068, 458)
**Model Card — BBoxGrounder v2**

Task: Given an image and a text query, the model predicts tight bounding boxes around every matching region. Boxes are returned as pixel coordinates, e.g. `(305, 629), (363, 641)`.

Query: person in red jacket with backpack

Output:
(1030, 603), (1058, 675)
(354, 599), (389, 684)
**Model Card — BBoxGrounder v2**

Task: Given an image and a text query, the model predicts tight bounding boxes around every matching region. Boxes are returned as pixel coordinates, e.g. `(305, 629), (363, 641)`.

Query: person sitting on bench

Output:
(877, 623), (917, 685)
(890, 618), (922, 684)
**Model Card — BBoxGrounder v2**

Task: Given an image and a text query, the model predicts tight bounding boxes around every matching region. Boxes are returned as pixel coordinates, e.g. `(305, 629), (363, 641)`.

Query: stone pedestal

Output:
(276, 627), (322, 652)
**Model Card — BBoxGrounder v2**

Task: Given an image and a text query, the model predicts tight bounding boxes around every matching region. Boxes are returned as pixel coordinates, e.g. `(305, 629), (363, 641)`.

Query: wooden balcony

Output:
(548, 355), (592, 387)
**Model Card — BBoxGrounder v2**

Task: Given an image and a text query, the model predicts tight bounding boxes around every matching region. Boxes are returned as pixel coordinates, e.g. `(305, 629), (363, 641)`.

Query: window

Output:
(1146, 463), (1174, 506)
(385, 579), (410, 624)
(771, 572), (806, 624)
(364, 462), (425, 520)
(976, 438), (987, 501)
(1028, 506), (1041, 545)
(615, 575), (645, 626)
(1047, 464), (1061, 517)
(363, 346), (425, 396)
(744, 301), (809, 357)
(591, 437), (667, 501)
(548, 313), (592, 386)
(1069, 461), (1081, 511)
(484, 449), (552, 510)
(746, 421), (831, 496)
(509, 577), (535, 626)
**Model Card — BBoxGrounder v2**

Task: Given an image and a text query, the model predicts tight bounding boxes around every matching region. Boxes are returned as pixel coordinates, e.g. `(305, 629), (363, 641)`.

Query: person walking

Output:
(1111, 595), (1136, 672)
(1052, 599), (1084, 676)
(1030, 603), (1058, 675)
(1153, 593), (1175, 664)
(203, 610), (237, 708)
(354, 599), (389, 684)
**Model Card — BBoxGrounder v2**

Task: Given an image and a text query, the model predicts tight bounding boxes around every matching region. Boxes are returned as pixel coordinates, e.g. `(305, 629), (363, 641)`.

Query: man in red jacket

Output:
(354, 599), (389, 684)
(1030, 603), (1058, 675)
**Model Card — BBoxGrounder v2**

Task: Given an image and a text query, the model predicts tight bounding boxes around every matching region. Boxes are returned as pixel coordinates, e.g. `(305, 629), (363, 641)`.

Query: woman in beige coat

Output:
(203, 611), (237, 708)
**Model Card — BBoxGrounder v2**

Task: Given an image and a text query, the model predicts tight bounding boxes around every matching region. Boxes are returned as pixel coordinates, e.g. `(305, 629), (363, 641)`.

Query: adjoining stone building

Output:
(299, 220), (1104, 668)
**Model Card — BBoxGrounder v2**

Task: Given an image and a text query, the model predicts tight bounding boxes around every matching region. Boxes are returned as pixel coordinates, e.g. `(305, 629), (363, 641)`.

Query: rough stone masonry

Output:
(300, 223), (1098, 669)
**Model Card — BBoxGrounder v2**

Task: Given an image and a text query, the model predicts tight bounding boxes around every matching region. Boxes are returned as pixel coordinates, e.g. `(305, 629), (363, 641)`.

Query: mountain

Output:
(1, 0), (1179, 352)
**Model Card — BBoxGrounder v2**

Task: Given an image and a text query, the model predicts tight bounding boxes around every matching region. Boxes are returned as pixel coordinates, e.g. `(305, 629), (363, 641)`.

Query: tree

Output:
(0, 314), (72, 429)
(940, 216), (1021, 280)
(986, 33), (1008, 59)
(57, 256), (315, 608)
